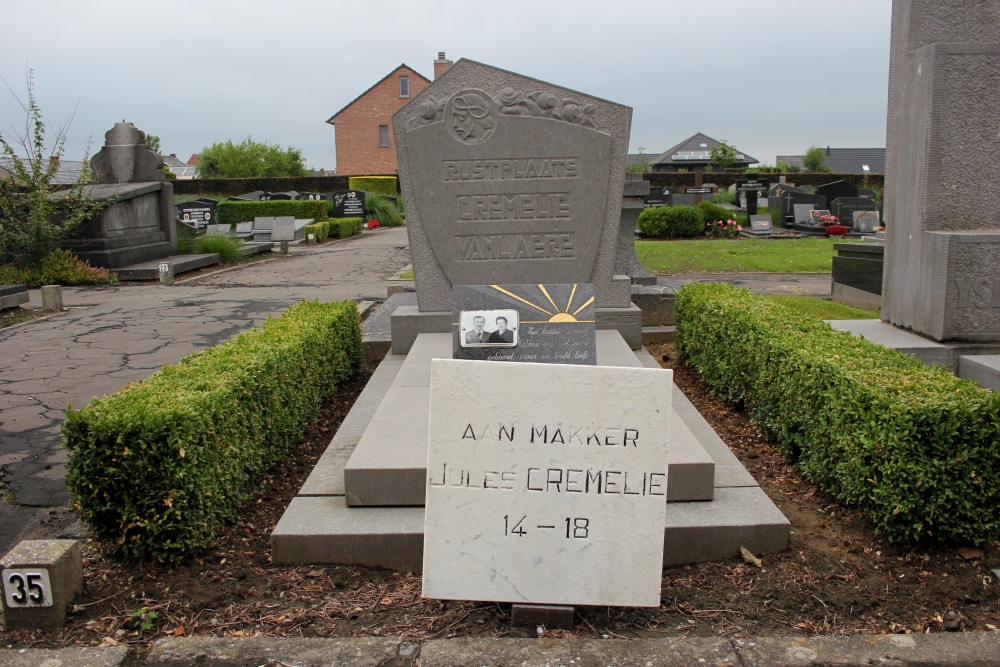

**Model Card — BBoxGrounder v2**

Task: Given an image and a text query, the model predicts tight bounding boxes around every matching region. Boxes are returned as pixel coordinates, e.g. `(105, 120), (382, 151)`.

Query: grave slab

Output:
(422, 360), (671, 607)
(957, 355), (1000, 390)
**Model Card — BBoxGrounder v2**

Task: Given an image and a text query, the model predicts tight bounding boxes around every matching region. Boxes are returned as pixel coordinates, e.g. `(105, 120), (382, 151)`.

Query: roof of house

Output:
(326, 64), (432, 124)
(652, 132), (757, 166)
(0, 156), (88, 184)
(161, 154), (197, 179)
(776, 148), (886, 174)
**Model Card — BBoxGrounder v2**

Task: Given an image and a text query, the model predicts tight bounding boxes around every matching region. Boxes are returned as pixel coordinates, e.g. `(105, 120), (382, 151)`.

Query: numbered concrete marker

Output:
(423, 359), (671, 607)
(1, 540), (82, 629)
(3, 569), (53, 607)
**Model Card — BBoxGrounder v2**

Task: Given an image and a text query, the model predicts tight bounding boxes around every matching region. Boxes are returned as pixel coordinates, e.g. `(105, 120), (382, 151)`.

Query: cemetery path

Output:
(0, 228), (412, 556)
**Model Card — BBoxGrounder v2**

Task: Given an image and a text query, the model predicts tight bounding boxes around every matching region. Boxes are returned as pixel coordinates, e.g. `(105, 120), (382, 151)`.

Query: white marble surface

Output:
(423, 359), (672, 607)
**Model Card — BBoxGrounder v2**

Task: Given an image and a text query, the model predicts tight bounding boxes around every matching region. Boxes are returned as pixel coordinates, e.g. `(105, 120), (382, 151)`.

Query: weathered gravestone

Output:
(392, 58), (637, 350)
(423, 360), (670, 606)
(64, 122), (177, 268)
(882, 0), (1000, 341)
(749, 215), (773, 232)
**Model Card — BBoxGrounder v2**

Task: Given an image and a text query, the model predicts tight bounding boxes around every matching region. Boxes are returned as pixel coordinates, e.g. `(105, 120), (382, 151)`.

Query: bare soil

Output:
(2, 345), (999, 653)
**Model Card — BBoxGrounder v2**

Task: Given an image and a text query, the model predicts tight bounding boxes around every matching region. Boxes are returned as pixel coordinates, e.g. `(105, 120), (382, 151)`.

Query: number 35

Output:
(3, 570), (49, 607)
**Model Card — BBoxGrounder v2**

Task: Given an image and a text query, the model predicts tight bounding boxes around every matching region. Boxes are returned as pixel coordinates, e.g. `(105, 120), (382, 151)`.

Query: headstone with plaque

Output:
(296, 192), (328, 201)
(816, 179), (858, 206)
(423, 359), (671, 607)
(749, 215), (773, 232)
(735, 178), (769, 209)
(332, 191), (366, 218)
(453, 284), (596, 364)
(175, 200), (217, 227)
(830, 197), (878, 230)
(853, 210), (881, 234)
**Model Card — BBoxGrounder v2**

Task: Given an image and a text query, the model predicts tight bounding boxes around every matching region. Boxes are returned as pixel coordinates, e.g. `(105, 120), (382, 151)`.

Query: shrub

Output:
(216, 200), (326, 226)
(193, 235), (245, 263)
(303, 223), (327, 243)
(696, 201), (732, 224)
(64, 300), (363, 562)
(363, 195), (403, 227)
(712, 188), (736, 205)
(35, 249), (117, 285)
(675, 282), (1000, 546)
(637, 205), (703, 239)
(332, 217), (362, 238)
(348, 176), (397, 197)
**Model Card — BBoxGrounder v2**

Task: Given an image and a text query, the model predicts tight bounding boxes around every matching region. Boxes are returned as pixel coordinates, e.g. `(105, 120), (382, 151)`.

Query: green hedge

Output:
(637, 205), (703, 238)
(63, 300), (362, 562)
(303, 218), (361, 242)
(217, 200), (327, 225)
(332, 217), (362, 238)
(348, 176), (397, 197)
(675, 282), (1000, 546)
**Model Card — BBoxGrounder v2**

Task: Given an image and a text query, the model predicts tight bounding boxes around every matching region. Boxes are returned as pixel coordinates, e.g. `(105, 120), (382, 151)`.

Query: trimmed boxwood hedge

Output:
(675, 282), (1000, 546)
(348, 176), (397, 197)
(637, 205), (703, 238)
(303, 218), (361, 242)
(217, 200), (327, 226)
(63, 300), (362, 562)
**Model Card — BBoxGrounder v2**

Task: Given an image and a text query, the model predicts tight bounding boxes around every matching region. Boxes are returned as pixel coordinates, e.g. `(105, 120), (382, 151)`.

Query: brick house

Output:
(328, 53), (453, 176)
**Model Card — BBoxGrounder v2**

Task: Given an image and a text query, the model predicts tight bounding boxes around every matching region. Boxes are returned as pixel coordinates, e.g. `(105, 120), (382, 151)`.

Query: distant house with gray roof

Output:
(776, 147), (885, 174)
(161, 154), (196, 179)
(0, 156), (88, 184)
(650, 132), (757, 173)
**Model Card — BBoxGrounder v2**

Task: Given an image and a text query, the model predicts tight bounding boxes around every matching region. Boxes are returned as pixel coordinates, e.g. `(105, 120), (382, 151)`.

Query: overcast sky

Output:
(1, 0), (891, 172)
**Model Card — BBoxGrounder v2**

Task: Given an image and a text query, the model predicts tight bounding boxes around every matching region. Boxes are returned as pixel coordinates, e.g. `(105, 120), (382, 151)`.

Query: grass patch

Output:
(635, 237), (859, 274)
(763, 296), (879, 320)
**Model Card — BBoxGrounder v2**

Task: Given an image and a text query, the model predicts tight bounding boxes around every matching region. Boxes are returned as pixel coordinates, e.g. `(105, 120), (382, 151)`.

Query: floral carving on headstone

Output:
(497, 87), (599, 129)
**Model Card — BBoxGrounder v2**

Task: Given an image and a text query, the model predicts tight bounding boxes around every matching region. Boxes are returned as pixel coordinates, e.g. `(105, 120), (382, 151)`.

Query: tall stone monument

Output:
(882, 0), (1000, 341)
(64, 122), (176, 268)
(392, 59), (642, 349)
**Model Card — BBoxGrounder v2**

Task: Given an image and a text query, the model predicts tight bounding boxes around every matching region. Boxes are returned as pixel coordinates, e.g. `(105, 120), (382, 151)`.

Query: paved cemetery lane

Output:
(0, 228), (412, 555)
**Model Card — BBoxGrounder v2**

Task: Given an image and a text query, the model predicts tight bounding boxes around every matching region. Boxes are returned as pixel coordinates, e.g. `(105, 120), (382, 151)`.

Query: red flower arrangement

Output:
(366, 219), (380, 230)
(825, 224), (849, 236)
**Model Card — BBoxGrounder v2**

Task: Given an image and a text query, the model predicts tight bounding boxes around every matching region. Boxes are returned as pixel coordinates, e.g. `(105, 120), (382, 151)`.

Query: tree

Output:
(195, 137), (307, 178)
(145, 134), (161, 154)
(803, 146), (831, 173)
(0, 71), (108, 268)
(627, 146), (652, 174)
(709, 140), (739, 172)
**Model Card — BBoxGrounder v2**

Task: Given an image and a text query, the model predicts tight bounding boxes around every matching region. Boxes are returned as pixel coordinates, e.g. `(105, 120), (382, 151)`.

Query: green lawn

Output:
(635, 237), (857, 274)
(762, 295), (879, 320)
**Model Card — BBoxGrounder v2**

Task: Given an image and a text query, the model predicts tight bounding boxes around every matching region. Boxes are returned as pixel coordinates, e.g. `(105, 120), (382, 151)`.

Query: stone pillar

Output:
(881, 0), (1000, 341)
(615, 172), (656, 285)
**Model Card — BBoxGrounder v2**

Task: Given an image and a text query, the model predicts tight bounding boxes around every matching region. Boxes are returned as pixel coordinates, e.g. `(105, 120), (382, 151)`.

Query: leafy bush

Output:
(363, 195), (403, 227)
(64, 300), (363, 562)
(216, 200), (326, 225)
(304, 222), (328, 243)
(333, 218), (363, 238)
(637, 205), (703, 239)
(193, 235), (245, 263)
(696, 201), (732, 224)
(348, 176), (397, 197)
(0, 249), (117, 286)
(675, 282), (1000, 546)
(712, 188), (736, 205)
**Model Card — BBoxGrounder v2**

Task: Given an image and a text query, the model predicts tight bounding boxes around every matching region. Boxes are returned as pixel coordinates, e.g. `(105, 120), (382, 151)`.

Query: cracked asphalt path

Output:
(0, 228), (411, 554)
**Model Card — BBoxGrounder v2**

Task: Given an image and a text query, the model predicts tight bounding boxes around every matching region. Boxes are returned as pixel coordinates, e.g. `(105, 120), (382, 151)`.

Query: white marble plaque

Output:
(423, 359), (671, 607)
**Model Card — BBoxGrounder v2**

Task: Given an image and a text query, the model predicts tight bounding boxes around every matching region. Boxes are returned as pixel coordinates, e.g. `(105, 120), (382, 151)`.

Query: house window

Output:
(378, 125), (389, 147)
(399, 76), (409, 97)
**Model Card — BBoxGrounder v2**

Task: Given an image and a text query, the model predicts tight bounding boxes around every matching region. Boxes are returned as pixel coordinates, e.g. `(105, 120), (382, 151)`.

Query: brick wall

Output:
(333, 65), (430, 176)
